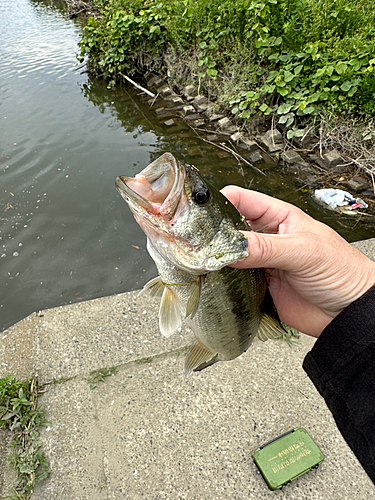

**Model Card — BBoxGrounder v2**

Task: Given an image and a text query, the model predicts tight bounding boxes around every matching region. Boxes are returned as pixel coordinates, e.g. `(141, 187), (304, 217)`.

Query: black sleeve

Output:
(303, 285), (375, 483)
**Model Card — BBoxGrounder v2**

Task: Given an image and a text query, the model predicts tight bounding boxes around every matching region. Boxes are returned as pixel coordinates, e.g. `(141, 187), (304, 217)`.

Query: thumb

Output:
(229, 230), (307, 270)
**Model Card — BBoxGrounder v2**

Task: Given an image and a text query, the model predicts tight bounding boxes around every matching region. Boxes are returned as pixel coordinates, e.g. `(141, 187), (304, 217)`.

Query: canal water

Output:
(1, 0), (374, 332)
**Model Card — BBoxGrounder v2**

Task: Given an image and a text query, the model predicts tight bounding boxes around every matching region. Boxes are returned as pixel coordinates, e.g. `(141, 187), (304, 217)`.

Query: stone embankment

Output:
(140, 72), (374, 202)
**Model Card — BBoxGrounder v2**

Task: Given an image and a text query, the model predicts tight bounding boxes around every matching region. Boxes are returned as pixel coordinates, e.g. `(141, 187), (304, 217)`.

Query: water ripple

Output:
(0, 0), (80, 83)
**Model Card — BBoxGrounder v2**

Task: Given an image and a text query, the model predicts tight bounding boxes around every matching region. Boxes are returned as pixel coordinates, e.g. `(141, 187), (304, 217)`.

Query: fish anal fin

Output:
(257, 287), (287, 341)
(159, 286), (182, 338)
(193, 354), (219, 373)
(257, 313), (286, 341)
(186, 275), (204, 319)
(184, 338), (217, 375)
(138, 276), (165, 299)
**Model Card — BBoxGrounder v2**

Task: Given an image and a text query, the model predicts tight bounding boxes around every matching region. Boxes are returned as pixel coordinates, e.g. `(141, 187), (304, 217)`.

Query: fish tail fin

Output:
(184, 339), (218, 375)
(257, 288), (287, 341)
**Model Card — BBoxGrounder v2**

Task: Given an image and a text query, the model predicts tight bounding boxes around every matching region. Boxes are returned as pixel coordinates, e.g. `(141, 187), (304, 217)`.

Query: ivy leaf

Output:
(308, 92), (321, 102)
(335, 61), (348, 74)
(349, 58), (361, 71)
(284, 70), (295, 82)
(245, 91), (260, 100)
(277, 102), (293, 114)
(278, 112), (294, 124)
(268, 52), (279, 62)
(301, 105), (316, 115)
(277, 86), (289, 96)
(149, 25), (161, 35)
(287, 128), (305, 139)
(206, 68), (217, 77)
(340, 80), (352, 92)
(259, 103), (273, 114)
(261, 83), (276, 93)
(266, 70), (279, 82)
(286, 116), (294, 127)
(347, 86), (358, 97)
(279, 54), (292, 62)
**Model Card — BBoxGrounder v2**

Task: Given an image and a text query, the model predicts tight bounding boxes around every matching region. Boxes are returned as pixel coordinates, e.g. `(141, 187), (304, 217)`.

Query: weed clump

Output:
(85, 366), (119, 389)
(0, 375), (49, 500)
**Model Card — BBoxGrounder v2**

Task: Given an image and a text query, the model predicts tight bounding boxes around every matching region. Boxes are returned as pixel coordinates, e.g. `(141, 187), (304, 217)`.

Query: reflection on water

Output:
(0, 0), (374, 333)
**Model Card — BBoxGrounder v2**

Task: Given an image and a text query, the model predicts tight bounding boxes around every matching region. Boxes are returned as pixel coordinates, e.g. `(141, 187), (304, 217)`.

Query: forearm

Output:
(303, 285), (375, 483)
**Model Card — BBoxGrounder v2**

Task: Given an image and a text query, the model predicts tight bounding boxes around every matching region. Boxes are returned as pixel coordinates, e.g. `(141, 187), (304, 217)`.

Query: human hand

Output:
(221, 186), (375, 337)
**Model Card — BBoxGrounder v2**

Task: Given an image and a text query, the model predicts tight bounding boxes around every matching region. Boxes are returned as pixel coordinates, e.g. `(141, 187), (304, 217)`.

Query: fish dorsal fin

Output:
(184, 338), (216, 375)
(138, 276), (165, 299)
(257, 313), (285, 341)
(159, 286), (183, 338)
(186, 275), (204, 319)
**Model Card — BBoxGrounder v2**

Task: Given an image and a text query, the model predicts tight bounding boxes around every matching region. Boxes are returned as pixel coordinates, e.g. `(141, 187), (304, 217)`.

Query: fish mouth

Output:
(115, 153), (184, 220)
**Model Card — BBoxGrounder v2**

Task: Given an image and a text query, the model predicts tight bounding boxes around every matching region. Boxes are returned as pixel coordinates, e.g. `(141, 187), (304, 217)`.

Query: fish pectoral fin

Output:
(159, 286), (183, 338)
(184, 338), (217, 375)
(257, 313), (286, 341)
(185, 275), (204, 319)
(138, 276), (165, 299)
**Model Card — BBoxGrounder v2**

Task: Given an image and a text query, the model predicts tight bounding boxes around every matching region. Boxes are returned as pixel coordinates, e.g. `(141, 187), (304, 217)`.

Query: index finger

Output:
(221, 185), (296, 233)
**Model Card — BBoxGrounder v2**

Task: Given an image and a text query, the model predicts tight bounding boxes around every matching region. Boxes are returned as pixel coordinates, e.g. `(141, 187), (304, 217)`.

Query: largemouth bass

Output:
(115, 152), (283, 374)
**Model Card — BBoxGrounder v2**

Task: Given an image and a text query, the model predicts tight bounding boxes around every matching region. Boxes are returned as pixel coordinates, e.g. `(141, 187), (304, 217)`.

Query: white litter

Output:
(314, 188), (368, 210)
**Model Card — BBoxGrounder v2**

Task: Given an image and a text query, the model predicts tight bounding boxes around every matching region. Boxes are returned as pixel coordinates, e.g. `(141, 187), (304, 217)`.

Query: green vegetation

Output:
(135, 356), (153, 364)
(279, 324), (300, 345)
(85, 366), (119, 389)
(0, 375), (49, 500)
(78, 0), (375, 134)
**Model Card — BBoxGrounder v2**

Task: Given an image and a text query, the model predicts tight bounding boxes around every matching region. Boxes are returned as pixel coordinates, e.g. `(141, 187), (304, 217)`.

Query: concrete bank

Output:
(0, 239), (375, 499)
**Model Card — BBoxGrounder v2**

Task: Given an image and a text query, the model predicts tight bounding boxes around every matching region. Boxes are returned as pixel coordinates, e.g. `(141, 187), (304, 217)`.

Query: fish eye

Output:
(193, 188), (210, 204)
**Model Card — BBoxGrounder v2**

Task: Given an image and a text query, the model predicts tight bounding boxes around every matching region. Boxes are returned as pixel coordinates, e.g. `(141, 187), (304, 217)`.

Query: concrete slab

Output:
(34, 379), (106, 500)
(0, 237), (374, 499)
(0, 314), (37, 379)
(352, 237), (375, 260)
(33, 337), (375, 499)
(7, 291), (193, 385)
